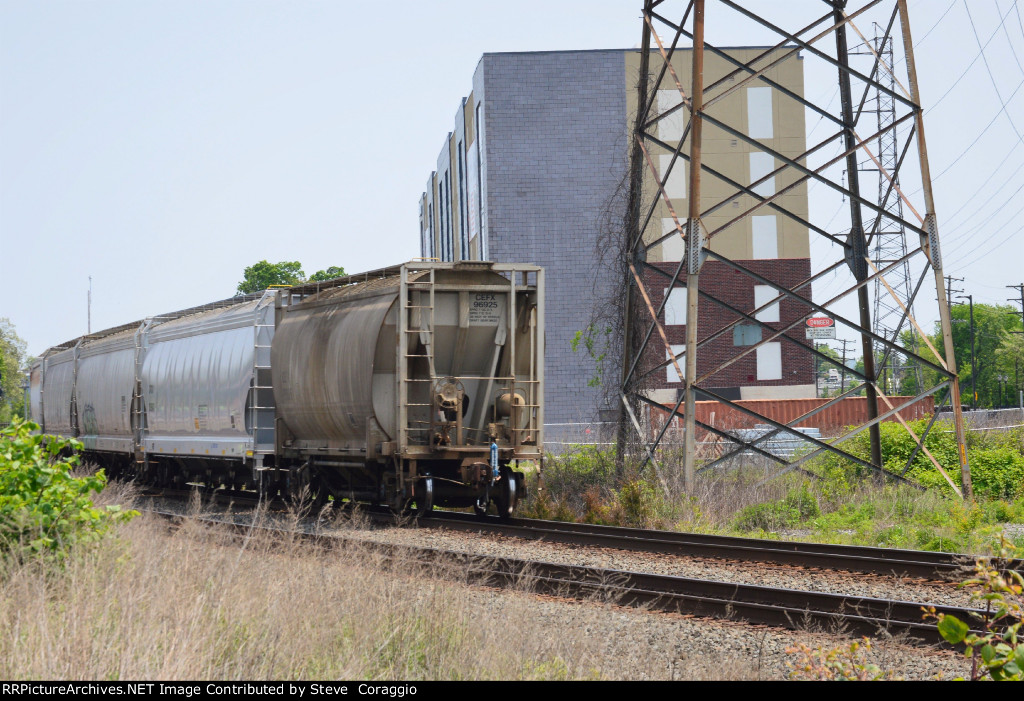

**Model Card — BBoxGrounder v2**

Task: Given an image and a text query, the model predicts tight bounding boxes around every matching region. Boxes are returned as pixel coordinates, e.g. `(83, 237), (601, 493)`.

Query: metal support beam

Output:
(619, 0), (972, 499)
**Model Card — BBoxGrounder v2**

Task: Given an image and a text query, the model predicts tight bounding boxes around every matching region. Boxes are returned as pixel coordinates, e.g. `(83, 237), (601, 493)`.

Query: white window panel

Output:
(661, 218), (685, 261)
(752, 215), (778, 259)
(657, 90), (686, 142)
(754, 285), (780, 323)
(749, 152), (775, 198)
(746, 87), (774, 139)
(666, 344), (686, 383)
(663, 287), (687, 326)
(658, 154), (688, 199)
(757, 342), (782, 380)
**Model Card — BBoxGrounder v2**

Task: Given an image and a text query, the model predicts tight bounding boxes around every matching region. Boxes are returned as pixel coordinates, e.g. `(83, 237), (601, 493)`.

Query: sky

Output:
(2, 0), (1023, 359)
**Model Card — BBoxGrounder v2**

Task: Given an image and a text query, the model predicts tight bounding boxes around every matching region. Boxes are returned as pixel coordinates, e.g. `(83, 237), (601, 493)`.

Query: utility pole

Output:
(945, 276), (963, 314)
(1009, 284), (1024, 411)
(955, 294), (977, 409)
(836, 339), (854, 393)
(1009, 284), (1024, 326)
(87, 276), (92, 335)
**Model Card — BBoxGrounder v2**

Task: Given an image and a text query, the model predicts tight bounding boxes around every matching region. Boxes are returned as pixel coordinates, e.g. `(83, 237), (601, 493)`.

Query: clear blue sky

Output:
(2, 0), (1022, 357)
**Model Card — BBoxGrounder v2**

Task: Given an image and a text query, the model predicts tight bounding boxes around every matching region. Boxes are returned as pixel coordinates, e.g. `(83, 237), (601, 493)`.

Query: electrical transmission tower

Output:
(620, 0), (973, 500)
(866, 23), (921, 396)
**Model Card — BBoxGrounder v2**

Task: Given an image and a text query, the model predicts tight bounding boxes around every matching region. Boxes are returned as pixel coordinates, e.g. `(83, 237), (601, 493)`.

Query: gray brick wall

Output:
(480, 51), (629, 425)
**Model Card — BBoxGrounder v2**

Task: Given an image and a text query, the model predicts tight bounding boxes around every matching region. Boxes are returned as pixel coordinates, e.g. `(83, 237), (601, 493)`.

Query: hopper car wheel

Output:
(413, 477), (434, 519)
(289, 463), (327, 512)
(495, 469), (518, 521)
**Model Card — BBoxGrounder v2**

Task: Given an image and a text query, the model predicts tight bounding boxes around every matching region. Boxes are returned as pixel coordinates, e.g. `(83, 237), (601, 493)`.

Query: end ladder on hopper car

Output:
(398, 264), (437, 450)
(249, 292), (276, 470)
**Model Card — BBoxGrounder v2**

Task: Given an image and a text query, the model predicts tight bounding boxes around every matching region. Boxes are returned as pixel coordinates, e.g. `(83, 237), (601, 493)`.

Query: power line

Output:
(928, 0), (1020, 113)
(997, 0), (1024, 75)
(950, 219), (1024, 271)
(942, 153), (1024, 230)
(915, 0), (959, 47)
(929, 75), (1024, 183)
(964, 0), (1024, 144)
(943, 186), (1024, 257)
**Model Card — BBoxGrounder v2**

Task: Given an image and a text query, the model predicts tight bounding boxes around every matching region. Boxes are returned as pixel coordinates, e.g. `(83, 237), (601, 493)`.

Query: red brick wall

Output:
(642, 258), (815, 393)
(655, 395), (935, 436)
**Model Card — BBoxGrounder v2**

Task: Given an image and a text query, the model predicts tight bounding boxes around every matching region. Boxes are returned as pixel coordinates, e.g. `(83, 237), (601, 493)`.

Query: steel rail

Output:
(413, 512), (1023, 580)
(137, 488), (1023, 578)
(142, 507), (983, 646)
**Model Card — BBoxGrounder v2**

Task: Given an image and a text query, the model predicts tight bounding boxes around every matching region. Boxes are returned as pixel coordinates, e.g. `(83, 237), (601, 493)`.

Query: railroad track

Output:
(408, 511), (1023, 580)
(142, 506), (985, 646)
(138, 486), (1022, 579)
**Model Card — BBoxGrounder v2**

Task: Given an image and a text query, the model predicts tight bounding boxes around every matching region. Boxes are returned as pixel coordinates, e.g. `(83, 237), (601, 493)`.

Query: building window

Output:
(663, 287), (687, 325)
(757, 342), (782, 380)
(438, 179), (447, 261)
(657, 89), (686, 142)
(457, 140), (468, 260)
(666, 344), (686, 383)
(752, 215), (778, 259)
(658, 154), (687, 199)
(749, 152), (775, 198)
(661, 218), (684, 261)
(754, 285), (781, 323)
(427, 202), (434, 259)
(475, 101), (487, 260)
(733, 324), (761, 346)
(746, 86), (774, 139)
(444, 171), (453, 261)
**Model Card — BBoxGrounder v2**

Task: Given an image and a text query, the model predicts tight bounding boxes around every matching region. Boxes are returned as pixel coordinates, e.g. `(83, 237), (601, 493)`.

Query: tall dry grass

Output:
(0, 492), (609, 680)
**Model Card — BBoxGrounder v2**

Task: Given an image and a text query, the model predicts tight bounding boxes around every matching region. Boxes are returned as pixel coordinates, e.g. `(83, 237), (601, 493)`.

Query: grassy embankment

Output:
(521, 418), (1024, 553)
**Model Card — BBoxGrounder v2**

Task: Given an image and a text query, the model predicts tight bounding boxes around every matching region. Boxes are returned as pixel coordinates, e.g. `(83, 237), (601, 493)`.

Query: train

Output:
(28, 260), (545, 517)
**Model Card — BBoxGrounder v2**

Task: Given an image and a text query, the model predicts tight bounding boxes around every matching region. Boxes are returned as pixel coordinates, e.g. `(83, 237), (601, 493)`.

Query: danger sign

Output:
(806, 317), (835, 328)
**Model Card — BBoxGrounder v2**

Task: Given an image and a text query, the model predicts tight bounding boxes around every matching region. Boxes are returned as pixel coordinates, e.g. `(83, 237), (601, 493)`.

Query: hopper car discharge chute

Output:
(27, 261), (544, 518)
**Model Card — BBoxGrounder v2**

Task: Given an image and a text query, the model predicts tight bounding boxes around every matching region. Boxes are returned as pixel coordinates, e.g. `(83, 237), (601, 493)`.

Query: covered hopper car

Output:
(28, 261), (544, 517)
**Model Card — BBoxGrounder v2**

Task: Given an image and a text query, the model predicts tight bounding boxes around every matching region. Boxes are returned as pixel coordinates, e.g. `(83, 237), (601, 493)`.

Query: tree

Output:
(909, 302), (1024, 409)
(996, 331), (1024, 406)
(236, 261), (347, 294)
(236, 260), (305, 294)
(308, 266), (346, 282)
(0, 319), (27, 423)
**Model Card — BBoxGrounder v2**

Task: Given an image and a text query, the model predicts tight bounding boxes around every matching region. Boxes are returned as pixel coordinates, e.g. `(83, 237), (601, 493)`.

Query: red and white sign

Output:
(806, 316), (835, 328)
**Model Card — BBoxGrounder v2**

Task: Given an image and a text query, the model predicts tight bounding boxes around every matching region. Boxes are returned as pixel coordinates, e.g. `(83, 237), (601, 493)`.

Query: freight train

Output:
(28, 261), (544, 517)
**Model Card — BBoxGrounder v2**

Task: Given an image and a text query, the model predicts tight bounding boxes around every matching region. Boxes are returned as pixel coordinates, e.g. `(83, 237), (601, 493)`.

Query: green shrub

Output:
(616, 479), (663, 529)
(540, 446), (618, 499)
(808, 418), (1024, 500)
(733, 482), (820, 532)
(0, 420), (136, 560)
(733, 500), (801, 532)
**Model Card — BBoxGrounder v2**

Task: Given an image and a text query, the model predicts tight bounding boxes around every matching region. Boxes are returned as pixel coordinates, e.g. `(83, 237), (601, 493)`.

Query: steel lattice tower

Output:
(619, 0), (973, 500)
(868, 24), (922, 395)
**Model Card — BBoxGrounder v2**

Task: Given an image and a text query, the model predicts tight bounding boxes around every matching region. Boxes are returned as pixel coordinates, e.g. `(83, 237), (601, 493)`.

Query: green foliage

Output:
(929, 537), (1024, 681)
(616, 479), (663, 528)
(0, 420), (136, 560)
(236, 260), (305, 294)
(910, 302), (1024, 408)
(808, 417), (1024, 500)
(732, 482), (820, 532)
(236, 261), (348, 294)
(537, 446), (618, 501)
(570, 324), (612, 388)
(0, 318), (27, 423)
(308, 266), (346, 282)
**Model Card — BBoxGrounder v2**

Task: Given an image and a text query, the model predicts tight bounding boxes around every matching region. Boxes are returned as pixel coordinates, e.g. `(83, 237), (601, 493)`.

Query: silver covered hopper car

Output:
(28, 261), (544, 518)
(273, 261), (544, 515)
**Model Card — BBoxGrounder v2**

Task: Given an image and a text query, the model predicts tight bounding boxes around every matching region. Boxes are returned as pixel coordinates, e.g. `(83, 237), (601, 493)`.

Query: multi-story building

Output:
(418, 49), (815, 428)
